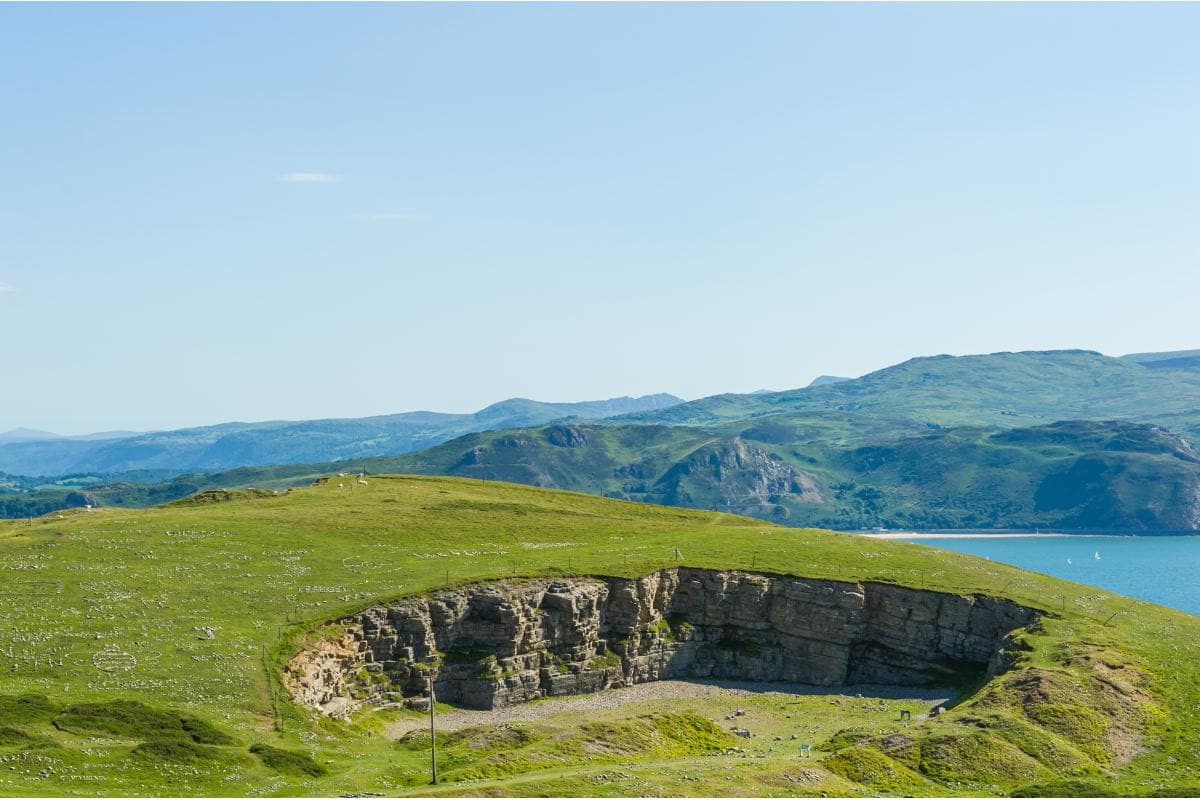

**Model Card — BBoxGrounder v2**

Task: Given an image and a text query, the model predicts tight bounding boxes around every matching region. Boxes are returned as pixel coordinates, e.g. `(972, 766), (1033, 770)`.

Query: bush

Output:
(249, 743), (327, 777)
(54, 700), (234, 745)
(0, 694), (60, 725)
(133, 739), (221, 764)
(0, 726), (36, 748)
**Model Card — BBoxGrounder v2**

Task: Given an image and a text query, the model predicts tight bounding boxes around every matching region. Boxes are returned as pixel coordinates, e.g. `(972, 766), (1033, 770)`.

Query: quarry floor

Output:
(386, 679), (956, 738)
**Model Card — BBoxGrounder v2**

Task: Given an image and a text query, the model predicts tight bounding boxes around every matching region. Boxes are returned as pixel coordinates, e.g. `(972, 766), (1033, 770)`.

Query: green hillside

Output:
(11, 417), (1200, 531)
(367, 418), (1200, 531)
(826, 420), (1200, 530)
(8, 349), (1200, 529)
(0, 477), (1198, 796)
(0, 394), (682, 477)
(618, 350), (1200, 439)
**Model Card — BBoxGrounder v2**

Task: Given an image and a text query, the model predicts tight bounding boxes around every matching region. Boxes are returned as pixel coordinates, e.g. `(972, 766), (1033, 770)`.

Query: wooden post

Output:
(429, 675), (437, 784)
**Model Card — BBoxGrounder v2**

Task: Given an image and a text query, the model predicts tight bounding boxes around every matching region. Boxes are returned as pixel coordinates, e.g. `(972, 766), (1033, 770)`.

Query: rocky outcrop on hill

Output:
(653, 439), (822, 510)
(544, 425), (590, 448)
(285, 569), (1039, 716)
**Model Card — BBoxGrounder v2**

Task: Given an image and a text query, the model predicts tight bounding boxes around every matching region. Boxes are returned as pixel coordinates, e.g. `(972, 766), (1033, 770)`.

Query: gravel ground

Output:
(386, 679), (954, 738)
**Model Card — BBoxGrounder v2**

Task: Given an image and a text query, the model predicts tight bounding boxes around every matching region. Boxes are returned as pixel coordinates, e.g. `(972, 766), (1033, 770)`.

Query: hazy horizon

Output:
(3, 3), (1198, 434)
(2, 344), (1189, 438)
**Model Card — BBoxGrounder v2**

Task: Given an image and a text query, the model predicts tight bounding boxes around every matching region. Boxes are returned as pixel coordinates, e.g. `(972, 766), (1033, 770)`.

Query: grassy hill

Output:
(0, 477), (1197, 796)
(9, 417), (1200, 531)
(371, 418), (1200, 531)
(617, 350), (1200, 439)
(0, 394), (682, 477)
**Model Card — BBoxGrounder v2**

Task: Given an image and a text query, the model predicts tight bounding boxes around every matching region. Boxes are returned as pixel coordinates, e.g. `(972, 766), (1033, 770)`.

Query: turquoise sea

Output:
(893, 535), (1200, 616)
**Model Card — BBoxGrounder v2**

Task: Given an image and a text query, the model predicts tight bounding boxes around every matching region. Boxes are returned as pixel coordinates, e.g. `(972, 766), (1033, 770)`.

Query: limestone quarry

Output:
(286, 568), (1040, 716)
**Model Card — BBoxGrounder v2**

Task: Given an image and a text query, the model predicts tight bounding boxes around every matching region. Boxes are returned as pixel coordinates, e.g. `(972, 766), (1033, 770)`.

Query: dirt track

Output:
(386, 679), (953, 738)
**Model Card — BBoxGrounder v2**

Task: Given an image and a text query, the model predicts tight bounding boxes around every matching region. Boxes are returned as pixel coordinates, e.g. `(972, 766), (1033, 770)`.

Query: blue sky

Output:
(1, 3), (1198, 434)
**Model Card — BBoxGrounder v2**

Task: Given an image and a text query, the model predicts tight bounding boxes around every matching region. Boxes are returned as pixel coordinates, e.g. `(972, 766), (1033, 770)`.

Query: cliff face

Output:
(285, 568), (1039, 716)
(652, 438), (822, 511)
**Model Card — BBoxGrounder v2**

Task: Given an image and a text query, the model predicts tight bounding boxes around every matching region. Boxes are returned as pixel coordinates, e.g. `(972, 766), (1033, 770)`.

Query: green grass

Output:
(131, 739), (224, 765)
(0, 474), (1199, 795)
(0, 727), (38, 748)
(823, 744), (939, 795)
(589, 651), (622, 670)
(249, 743), (327, 777)
(0, 694), (59, 726)
(397, 713), (729, 786)
(52, 701), (235, 745)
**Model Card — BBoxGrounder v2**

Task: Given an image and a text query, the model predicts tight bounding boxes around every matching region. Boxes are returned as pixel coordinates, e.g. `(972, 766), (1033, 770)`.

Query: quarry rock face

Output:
(285, 568), (1039, 716)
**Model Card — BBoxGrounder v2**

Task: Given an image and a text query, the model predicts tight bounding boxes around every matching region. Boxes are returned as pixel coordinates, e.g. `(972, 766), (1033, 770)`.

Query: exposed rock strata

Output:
(285, 568), (1039, 716)
(654, 438), (822, 507)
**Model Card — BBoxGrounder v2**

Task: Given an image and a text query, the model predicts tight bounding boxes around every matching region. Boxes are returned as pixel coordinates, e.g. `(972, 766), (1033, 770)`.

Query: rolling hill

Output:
(1125, 348), (1200, 372)
(616, 350), (1200, 439)
(0, 393), (682, 477)
(366, 417), (1200, 531)
(0, 476), (1196, 796)
(25, 416), (1200, 532)
(8, 348), (1200, 529)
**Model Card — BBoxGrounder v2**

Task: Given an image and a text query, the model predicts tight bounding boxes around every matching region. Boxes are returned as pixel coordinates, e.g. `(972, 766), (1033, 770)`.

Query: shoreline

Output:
(844, 531), (1200, 539)
(858, 531), (1077, 539)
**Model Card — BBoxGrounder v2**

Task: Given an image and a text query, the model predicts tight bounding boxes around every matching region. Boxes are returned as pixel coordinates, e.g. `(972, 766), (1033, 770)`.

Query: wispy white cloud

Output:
(368, 212), (426, 222)
(278, 172), (340, 184)
(0, 283), (15, 294)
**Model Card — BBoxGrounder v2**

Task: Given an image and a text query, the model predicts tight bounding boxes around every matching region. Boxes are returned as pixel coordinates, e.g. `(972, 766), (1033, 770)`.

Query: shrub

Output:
(249, 743), (327, 777)
(0, 694), (60, 725)
(53, 700), (234, 745)
(133, 739), (221, 764)
(0, 726), (36, 748)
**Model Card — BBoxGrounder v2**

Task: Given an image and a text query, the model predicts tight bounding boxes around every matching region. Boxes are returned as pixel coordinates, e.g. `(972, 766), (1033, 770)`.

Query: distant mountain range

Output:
(1125, 349), (1200, 372)
(7, 348), (1200, 531)
(0, 394), (683, 476)
(611, 350), (1200, 437)
(341, 349), (1200, 530)
(0, 428), (139, 443)
(806, 375), (852, 387)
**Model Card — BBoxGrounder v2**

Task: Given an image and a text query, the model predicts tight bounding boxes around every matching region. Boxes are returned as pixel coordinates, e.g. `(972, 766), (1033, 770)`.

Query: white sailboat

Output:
(1094, 551), (1101, 560)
